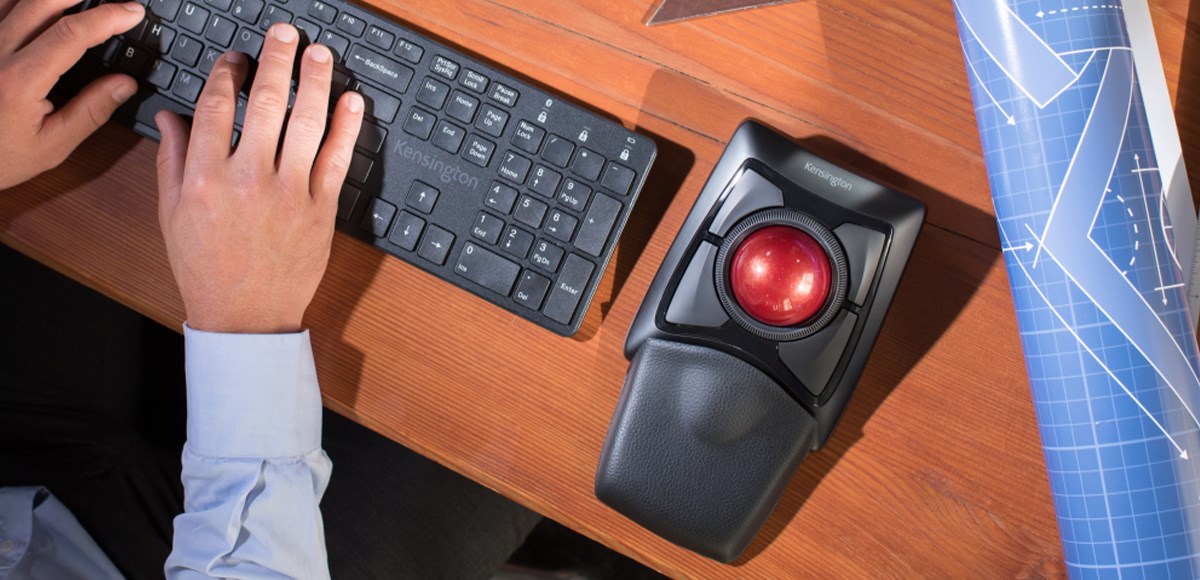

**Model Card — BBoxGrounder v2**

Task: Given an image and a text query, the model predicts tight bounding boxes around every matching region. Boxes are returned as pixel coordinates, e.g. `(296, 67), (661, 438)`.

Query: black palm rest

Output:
(595, 121), (925, 562)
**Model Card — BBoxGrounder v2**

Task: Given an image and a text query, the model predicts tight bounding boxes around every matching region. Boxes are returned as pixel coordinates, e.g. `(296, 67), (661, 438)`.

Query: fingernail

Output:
(309, 44), (331, 64)
(347, 92), (364, 114)
(123, 2), (143, 12)
(112, 81), (137, 102)
(224, 51), (245, 64)
(272, 23), (297, 42)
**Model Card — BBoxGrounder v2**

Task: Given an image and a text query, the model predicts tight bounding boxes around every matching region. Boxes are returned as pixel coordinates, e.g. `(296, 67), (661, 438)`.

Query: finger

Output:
(187, 51), (248, 168)
(0, 0), (82, 56)
(38, 73), (137, 164)
(311, 92), (364, 209)
(10, 2), (144, 94)
(280, 44), (333, 179)
(0, 0), (28, 26)
(155, 110), (189, 225)
(238, 23), (299, 163)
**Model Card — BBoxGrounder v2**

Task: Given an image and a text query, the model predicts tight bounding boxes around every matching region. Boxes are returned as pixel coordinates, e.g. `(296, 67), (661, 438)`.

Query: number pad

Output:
(500, 227), (535, 258)
(530, 240), (564, 273)
(545, 210), (578, 242)
(471, 212), (504, 244)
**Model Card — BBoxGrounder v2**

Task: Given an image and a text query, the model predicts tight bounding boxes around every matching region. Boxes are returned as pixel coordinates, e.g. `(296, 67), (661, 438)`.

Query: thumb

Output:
(155, 110), (189, 228)
(40, 74), (136, 164)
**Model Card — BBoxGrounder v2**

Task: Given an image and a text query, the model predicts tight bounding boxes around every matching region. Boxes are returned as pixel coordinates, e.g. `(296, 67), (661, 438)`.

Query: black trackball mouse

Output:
(594, 121), (925, 562)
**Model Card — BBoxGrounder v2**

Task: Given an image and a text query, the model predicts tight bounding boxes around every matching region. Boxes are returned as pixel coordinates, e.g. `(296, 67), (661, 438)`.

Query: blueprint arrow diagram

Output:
(955, 0), (1079, 107)
(1038, 49), (1200, 433)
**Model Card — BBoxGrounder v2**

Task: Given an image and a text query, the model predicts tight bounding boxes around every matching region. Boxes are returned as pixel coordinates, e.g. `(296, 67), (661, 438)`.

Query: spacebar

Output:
(454, 242), (521, 296)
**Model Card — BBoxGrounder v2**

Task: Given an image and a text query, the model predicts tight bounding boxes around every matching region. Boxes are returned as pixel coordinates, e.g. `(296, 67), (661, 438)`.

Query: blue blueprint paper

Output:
(954, 1), (1200, 576)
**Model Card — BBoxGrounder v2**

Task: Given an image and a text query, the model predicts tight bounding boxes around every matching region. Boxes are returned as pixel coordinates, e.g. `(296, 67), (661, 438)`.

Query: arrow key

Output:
(359, 197), (396, 238)
(388, 211), (426, 251)
(418, 225), (455, 265)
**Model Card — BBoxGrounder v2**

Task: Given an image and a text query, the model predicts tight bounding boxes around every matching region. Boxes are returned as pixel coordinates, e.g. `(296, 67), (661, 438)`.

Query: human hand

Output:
(0, 0), (144, 190)
(156, 24), (364, 334)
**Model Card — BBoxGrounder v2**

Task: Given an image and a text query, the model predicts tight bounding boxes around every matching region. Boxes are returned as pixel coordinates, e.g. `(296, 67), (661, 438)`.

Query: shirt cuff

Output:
(183, 323), (323, 459)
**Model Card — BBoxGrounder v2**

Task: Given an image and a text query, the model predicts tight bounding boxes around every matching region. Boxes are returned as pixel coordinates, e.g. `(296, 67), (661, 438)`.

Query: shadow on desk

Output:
(734, 138), (1002, 562)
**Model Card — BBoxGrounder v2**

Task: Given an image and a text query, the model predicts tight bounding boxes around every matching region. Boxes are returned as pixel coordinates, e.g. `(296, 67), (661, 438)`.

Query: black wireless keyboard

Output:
(61, 0), (657, 336)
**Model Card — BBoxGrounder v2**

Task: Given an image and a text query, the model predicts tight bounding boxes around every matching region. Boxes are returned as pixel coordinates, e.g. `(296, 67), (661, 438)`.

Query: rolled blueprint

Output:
(954, 1), (1200, 576)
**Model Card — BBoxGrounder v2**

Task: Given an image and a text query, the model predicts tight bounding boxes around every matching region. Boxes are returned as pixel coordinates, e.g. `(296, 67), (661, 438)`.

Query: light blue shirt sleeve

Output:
(165, 324), (332, 579)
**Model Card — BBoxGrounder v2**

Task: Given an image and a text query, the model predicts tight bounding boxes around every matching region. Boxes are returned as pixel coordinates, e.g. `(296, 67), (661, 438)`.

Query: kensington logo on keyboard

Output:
(395, 140), (482, 191)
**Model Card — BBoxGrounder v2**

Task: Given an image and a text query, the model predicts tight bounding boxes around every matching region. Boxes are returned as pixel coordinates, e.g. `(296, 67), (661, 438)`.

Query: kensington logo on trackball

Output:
(394, 140), (482, 190)
(804, 161), (853, 192)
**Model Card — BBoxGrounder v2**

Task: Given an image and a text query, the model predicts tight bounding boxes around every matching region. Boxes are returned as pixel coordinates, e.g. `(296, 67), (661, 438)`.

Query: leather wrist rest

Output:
(595, 338), (817, 562)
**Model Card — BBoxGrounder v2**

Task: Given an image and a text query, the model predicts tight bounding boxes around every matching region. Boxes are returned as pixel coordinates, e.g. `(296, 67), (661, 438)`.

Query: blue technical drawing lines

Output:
(955, 1), (1200, 576)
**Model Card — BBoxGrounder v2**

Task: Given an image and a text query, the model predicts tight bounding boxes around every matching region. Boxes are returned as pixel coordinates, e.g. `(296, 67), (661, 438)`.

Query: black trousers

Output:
(0, 244), (541, 579)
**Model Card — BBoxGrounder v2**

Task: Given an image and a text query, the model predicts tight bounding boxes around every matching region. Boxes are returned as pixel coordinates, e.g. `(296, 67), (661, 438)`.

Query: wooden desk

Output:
(4, 0), (1198, 575)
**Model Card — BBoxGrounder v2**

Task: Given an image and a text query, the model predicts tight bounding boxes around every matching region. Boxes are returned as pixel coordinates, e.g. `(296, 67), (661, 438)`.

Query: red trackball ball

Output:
(730, 225), (832, 327)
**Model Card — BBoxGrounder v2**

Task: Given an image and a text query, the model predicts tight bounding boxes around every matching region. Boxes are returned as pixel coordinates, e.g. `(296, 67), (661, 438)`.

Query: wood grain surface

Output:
(4, 0), (1199, 576)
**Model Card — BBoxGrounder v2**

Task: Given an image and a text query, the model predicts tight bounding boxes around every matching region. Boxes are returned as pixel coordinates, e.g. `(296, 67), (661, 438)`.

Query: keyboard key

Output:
(171, 70), (204, 102)
(574, 193), (621, 257)
(541, 134), (574, 168)
(572, 149), (605, 182)
(463, 135), (495, 168)
(149, 0), (182, 20)
(460, 69), (488, 93)
(357, 83), (400, 123)
(336, 12), (366, 36)
(232, 0), (263, 24)
(475, 105), (508, 138)
(205, 0), (233, 10)
(232, 27), (264, 58)
(366, 25), (394, 50)
(356, 122), (387, 154)
(556, 178), (590, 212)
(359, 197), (396, 237)
(528, 165), (561, 198)
(336, 184), (360, 221)
(205, 15), (237, 47)
(116, 43), (150, 75)
(142, 20), (177, 53)
(470, 212), (504, 245)
(178, 3), (209, 33)
(513, 195), (547, 228)
(511, 120), (544, 154)
(455, 243), (520, 296)
(445, 91), (479, 124)
(394, 39), (423, 64)
(346, 45), (414, 93)
(388, 211), (425, 251)
(146, 59), (177, 89)
(542, 254), (594, 325)
(601, 162), (636, 195)
(500, 227), (534, 259)
(418, 226), (454, 265)
(259, 5), (292, 29)
(317, 30), (349, 61)
(485, 182), (518, 214)
(432, 121), (465, 154)
(403, 108), (435, 139)
(431, 56), (459, 80)
(530, 240), (564, 273)
(294, 18), (322, 45)
(498, 152), (531, 184)
(307, 0), (337, 24)
(544, 209), (578, 242)
(514, 271), (551, 310)
(406, 181), (439, 214)
(348, 152), (373, 183)
(198, 46), (221, 73)
(416, 77), (449, 110)
(489, 83), (518, 107)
